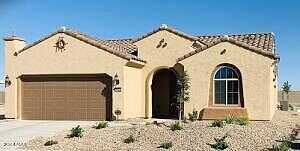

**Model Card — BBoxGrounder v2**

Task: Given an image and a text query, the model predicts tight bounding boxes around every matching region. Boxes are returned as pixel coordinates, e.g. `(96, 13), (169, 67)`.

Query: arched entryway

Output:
(151, 68), (178, 119)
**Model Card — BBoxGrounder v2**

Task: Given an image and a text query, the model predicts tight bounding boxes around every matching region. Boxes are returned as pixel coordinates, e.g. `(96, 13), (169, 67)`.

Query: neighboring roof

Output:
(16, 28), (146, 63)
(177, 33), (279, 61)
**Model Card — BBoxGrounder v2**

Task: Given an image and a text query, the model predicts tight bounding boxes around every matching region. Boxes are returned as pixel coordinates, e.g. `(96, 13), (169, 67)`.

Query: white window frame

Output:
(213, 66), (241, 107)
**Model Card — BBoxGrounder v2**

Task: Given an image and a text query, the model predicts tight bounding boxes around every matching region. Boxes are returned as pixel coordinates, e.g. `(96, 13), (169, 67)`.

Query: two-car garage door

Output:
(21, 75), (112, 121)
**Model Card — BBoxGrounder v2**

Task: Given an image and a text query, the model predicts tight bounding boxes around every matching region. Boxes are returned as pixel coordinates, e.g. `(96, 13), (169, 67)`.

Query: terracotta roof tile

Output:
(177, 34), (279, 62)
(12, 25), (278, 64)
(197, 33), (276, 54)
(97, 39), (137, 55)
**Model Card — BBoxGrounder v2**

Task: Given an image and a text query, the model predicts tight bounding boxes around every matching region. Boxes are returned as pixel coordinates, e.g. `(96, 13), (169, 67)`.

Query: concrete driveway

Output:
(0, 120), (95, 150)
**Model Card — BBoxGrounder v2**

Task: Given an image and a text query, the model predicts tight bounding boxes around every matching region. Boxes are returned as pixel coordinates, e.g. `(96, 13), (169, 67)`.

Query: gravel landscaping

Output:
(22, 111), (299, 151)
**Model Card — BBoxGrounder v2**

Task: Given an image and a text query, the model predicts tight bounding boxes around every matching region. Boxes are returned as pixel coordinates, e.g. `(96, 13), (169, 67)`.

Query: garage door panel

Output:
(21, 75), (111, 120)
(23, 110), (41, 120)
(87, 109), (105, 120)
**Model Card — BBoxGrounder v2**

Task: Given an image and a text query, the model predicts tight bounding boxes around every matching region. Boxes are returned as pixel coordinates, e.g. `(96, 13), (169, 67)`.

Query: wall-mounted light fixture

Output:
(113, 73), (120, 86)
(113, 73), (121, 92)
(5, 75), (11, 88)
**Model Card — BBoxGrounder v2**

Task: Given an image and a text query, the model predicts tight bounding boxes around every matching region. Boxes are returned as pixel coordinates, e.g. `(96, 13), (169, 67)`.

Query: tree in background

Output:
(282, 81), (292, 101)
(174, 70), (191, 125)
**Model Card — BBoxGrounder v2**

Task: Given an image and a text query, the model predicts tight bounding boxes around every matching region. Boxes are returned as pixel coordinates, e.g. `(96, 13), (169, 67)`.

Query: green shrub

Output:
(224, 115), (235, 124)
(209, 135), (229, 150)
(235, 117), (249, 126)
(188, 109), (199, 122)
(124, 135), (135, 143)
(183, 116), (188, 123)
(44, 140), (58, 146)
(145, 121), (151, 125)
(211, 120), (224, 128)
(94, 121), (108, 129)
(69, 125), (84, 138)
(289, 104), (294, 111)
(158, 142), (173, 149)
(267, 136), (292, 151)
(170, 121), (183, 131)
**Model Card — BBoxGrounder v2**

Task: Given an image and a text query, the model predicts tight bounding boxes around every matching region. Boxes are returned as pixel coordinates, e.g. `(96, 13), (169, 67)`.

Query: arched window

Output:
(214, 66), (240, 106)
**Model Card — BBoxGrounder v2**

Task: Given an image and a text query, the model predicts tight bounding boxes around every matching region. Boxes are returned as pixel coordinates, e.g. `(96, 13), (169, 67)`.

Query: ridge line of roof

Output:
(197, 32), (275, 37)
(132, 25), (199, 43)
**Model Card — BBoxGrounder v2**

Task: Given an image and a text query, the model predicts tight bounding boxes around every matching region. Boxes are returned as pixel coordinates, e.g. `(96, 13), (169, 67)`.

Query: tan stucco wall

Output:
(4, 29), (278, 120)
(269, 64), (278, 118)
(123, 66), (144, 118)
(4, 39), (26, 118)
(180, 42), (277, 120)
(135, 30), (194, 118)
(5, 33), (130, 119)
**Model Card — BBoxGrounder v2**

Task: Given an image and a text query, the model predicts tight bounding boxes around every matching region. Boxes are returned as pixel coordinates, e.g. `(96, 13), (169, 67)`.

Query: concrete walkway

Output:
(0, 120), (95, 150)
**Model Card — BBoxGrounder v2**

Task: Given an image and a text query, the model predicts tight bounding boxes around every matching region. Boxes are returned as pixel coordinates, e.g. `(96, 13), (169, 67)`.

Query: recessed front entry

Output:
(151, 69), (178, 119)
(20, 75), (112, 121)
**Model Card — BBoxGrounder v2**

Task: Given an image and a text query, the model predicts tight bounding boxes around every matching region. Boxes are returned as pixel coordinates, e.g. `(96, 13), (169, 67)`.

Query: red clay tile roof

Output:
(97, 39), (138, 55)
(11, 25), (278, 64)
(197, 33), (276, 53)
(129, 24), (278, 60)
(177, 33), (278, 61)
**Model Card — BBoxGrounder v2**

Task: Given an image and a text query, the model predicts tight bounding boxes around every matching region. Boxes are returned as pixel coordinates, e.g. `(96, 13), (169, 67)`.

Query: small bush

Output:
(44, 140), (58, 146)
(145, 121), (151, 125)
(94, 121), (108, 129)
(170, 121), (183, 131)
(158, 142), (173, 149)
(188, 109), (199, 122)
(124, 135), (135, 143)
(267, 136), (292, 151)
(235, 117), (249, 126)
(289, 104), (294, 111)
(211, 120), (224, 128)
(209, 135), (229, 150)
(183, 116), (188, 123)
(224, 115), (235, 124)
(69, 125), (84, 138)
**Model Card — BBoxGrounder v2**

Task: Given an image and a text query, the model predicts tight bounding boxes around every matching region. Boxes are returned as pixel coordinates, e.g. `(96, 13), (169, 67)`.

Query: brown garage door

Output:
(21, 75), (112, 121)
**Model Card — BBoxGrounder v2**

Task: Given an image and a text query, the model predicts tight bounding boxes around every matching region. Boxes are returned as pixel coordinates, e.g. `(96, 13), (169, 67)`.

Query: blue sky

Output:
(0, 0), (299, 90)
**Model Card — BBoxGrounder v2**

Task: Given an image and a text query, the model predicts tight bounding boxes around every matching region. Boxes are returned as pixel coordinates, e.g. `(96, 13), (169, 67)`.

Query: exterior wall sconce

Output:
(113, 73), (120, 86)
(113, 73), (121, 92)
(5, 75), (11, 88)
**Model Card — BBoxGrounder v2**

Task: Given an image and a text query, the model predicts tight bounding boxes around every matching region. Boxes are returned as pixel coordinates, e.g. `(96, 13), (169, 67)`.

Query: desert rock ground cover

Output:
(23, 111), (299, 151)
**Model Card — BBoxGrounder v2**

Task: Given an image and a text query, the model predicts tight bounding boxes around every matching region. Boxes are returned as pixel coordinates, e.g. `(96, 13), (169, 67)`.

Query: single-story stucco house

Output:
(3, 24), (279, 121)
